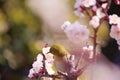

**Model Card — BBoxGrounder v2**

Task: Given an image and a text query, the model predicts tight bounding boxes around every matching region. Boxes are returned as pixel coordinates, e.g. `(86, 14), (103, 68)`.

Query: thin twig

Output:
(76, 63), (89, 77)
(75, 52), (84, 69)
(84, 7), (92, 19)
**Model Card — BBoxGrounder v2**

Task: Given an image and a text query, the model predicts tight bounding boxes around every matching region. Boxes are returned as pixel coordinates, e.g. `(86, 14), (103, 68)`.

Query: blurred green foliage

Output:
(0, 0), (43, 80)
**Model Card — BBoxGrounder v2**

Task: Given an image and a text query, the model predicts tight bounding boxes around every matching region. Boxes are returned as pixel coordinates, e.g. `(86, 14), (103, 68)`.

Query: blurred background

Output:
(0, 0), (43, 80)
(0, 0), (120, 80)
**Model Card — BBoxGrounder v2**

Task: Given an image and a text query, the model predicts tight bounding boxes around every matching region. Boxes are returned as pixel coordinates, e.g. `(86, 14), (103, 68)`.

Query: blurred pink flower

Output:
(89, 7), (105, 28)
(28, 46), (55, 78)
(45, 61), (55, 75)
(61, 21), (71, 31)
(36, 54), (43, 61)
(32, 61), (43, 73)
(83, 45), (94, 59)
(42, 47), (54, 63)
(110, 25), (120, 40)
(74, 0), (96, 8)
(62, 21), (90, 44)
(101, 3), (107, 9)
(109, 14), (120, 25)
(96, 8), (105, 19)
(42, 47), (51, 54)
(89, 16), (100, 28)
(28, 68), (37, 78)
(74, 7), (85, 18)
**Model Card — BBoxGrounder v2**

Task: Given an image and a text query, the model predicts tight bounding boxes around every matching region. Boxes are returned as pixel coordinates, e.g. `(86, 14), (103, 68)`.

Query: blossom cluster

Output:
(61, 21), (90, 44)
(28, 47), (55, 79)
(62, 0), (120, 50)
(109, 14), (120, 48)
(74, 0), (107, 28)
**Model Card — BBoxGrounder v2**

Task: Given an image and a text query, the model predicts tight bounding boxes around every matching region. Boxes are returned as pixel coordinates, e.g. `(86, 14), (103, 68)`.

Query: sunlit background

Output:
(0, 0), (120, 80)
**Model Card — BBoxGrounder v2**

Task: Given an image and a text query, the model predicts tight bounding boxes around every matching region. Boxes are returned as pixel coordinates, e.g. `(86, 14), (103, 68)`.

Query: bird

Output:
(49, 44), (71, 73)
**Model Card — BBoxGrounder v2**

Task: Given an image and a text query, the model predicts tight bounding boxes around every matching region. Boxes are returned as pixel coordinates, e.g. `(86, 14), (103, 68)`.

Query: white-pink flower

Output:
(36, 54), (43, 61)
(83, 45), (93, 59)
(42, 47), (54, 75)
(42, 47), (50, 54)
(45, 53), (54, 63)
(102, 3), (107, 9)
(74, 0), (81, 8)
(42, 47), (54, 63)
(61, 21), (71, 31)
(28, 68), (37, 78)
(28, 54), (43, 78)
(82, 0), (96, 7)
(89, 16), (100, 28)
(28, 68), (34, 78)
(110, 25), (120, 40)
(45, 61), (55, 75)
(74, 8), (85, 18)
(92, 5), (97, 11)
(75, 0), (96, 7)
(32, 61), (43, 73)
(96, 8), (105, 19)
(63, 21), (90, 44)
(109, 14), (120, 25)
(28, 46), (55, 78)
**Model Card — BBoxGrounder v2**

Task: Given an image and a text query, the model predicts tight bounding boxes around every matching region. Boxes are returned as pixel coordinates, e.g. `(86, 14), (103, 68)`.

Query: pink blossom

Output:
(110, 25), (120, 40)
(28, 68), (37, 78)
(45, 53), (54, 63)
(92, 5), (97, 12)
(74, 8), (85, 18)
(102, 3), (107, 9)
(96, 8), (105, 19)
(45, 61), (55, 75)
(42, 47), (50, 54)
(82, 0), (96, 7)
(83, 45), (94, 59)
(63, 21), (90, 44)
(92, 6), (106, 18)
(28, 54), (44, 78)
(42, 47), (55, 75)
(61, 21), (71, 31)
(42, 47), (54, 63)
(32, 61), (43, 73)
(74, 0), (80, 8)
(109, 14), (120, 25)
(28, 46), (55, 78)
(75, 0), (96, 7)
(36, 54), (43, 61)
(89, 16), (100, 28)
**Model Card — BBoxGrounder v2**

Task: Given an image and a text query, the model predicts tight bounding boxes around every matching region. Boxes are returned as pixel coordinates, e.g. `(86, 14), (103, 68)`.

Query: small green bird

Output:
(50, 44), (69, 57)
(50, 44), (70, 73)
